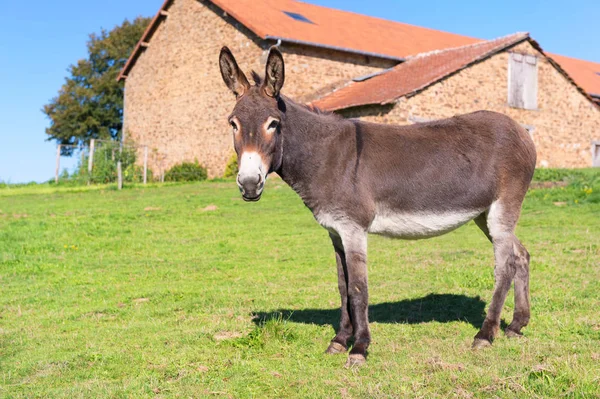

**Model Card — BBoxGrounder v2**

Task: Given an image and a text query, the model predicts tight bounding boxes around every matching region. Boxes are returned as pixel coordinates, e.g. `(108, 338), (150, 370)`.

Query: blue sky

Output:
(0, 0), (598, 183)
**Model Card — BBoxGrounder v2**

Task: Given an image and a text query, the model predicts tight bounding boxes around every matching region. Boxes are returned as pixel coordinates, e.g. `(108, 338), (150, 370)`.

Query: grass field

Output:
(1, 172), (599, 398)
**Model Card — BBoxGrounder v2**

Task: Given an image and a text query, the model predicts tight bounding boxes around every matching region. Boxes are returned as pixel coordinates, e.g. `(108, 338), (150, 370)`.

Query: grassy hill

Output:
(1, 175), (599, 398)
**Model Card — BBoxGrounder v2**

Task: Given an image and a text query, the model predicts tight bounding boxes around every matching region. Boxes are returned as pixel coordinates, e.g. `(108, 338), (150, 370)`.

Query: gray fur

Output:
(219, 46), (537, 364)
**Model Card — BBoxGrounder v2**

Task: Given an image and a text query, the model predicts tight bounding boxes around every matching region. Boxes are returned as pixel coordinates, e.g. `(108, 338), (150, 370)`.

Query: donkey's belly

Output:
(368, 209), (484, 239)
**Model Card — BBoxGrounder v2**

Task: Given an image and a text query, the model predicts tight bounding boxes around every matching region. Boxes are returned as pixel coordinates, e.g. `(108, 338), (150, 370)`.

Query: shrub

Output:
(528, 168), (600, 205)
(95, 144), (143, 183)
(63, 143), (144, 184)
(533, 168), (599, 184)
(123, 162), (152, 183)
(533, 168), (574, 182)
(223, 152), (238, 178)
(164, 161), (207, 182)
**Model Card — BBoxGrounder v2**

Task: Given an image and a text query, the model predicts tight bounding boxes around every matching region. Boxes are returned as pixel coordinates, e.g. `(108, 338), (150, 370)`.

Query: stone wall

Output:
(123, 0), (395, 177)
(341, 41), (600, 167)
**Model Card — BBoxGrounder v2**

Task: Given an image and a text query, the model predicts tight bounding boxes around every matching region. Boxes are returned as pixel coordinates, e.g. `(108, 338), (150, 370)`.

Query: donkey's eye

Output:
(264, 117), (280, 135)
(230, 120), (238, 132)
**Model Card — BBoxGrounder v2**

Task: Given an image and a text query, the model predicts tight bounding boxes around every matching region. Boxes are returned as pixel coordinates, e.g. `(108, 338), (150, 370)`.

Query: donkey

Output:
(219, 46), (536, 367)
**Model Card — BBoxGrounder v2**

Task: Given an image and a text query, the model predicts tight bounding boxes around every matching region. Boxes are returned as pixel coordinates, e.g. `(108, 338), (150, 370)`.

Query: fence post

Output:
(88, 139), (95, 184)
(117, 141), (124, 190)
(117, 161), (123, 190)
(55, 145), (61, 184)
(143, 146), (148, 184)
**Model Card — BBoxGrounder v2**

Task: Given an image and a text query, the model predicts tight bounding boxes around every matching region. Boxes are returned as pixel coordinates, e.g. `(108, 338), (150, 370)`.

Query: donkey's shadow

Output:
(253, 293), (489, 330)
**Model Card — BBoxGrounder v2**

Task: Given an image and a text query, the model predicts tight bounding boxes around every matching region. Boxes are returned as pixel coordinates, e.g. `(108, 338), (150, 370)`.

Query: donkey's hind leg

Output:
(325, 233), (353, 354)
(472, 201), (529, 348)
(506, 239), (530, 338)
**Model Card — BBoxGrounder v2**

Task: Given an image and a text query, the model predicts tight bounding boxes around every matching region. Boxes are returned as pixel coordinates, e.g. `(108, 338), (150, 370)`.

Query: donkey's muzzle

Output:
(237, 173), (264, 202)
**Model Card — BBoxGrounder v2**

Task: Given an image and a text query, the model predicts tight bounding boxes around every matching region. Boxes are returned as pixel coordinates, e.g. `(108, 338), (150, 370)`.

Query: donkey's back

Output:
(346, 111), (536, 225)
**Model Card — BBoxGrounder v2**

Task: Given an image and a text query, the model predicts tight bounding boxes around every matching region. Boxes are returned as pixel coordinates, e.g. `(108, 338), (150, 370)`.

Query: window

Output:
(508, 53), (538, 110)
(592, 141), (600, 167)
(283, 11), (314, 24)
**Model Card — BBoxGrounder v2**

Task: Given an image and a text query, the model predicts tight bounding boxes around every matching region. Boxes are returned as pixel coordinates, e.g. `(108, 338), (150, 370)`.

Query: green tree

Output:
(43, 17), (150, 152)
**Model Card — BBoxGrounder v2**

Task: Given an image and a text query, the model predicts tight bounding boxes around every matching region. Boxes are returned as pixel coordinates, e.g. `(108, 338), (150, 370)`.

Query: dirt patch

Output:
(13, 214), (29, 219)
(213, 331), (243, 341)
(553, 202), (567, 207)
(454, 387), (474, 399)
(132, 298), (150, 304)
(481, 376), (526, 394)
(426, 357), (465, 372)
(144, 207), (161, 211)
(33, 361), (69, 379)
(202, 205), (218, 212)
(529, 181), (568, 190)
(531, 364), (553, 373)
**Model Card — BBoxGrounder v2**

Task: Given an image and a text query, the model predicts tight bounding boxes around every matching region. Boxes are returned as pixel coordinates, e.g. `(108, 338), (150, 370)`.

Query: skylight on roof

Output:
(283, 11), (314, 24)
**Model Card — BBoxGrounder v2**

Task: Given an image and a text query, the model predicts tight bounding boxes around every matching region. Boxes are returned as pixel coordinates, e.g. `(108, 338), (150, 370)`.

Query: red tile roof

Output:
(211, 0), (479, 59)
(312, 33), (530, 111)
(119, 0), (479, 80)
(548, 53), (600, 97)
(118, 0), (600, 102)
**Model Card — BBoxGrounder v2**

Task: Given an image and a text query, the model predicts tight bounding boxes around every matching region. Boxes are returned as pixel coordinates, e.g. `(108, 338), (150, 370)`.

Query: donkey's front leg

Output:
(326, 233), (353, 354)
(340, 229), (370, 367)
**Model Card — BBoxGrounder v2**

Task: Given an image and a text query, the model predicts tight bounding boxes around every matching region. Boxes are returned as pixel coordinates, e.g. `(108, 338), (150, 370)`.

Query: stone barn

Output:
(119, 0), (600, 175)
(313, 33), (600, 168)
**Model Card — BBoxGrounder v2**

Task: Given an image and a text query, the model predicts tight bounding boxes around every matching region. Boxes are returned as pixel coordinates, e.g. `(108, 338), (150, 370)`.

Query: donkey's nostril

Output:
(236, 175), (245, 194)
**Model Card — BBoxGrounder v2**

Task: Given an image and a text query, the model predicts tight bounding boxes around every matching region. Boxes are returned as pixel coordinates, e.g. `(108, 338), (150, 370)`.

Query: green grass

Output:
(1, 175), (599, 398)
(532, 168), (600, 184)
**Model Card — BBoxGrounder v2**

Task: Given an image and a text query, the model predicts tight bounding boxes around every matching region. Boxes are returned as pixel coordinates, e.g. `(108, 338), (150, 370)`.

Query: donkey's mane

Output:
(298, 102), (336, 116)
(250, 70), (262, 85)
(282, 95), (341, 120)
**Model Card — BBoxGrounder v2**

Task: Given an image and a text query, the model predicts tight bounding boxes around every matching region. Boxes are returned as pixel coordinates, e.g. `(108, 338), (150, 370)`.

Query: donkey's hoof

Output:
(472, 338), (492, 350)
(345, 354), (366, 368)
(326, 342), (347, 354)
(505, 329), (523, 339)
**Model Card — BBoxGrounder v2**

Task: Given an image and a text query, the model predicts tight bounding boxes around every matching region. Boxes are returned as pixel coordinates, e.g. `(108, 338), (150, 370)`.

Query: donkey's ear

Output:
(219, 46), (251, 98)
(263, 46), (285, 98)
